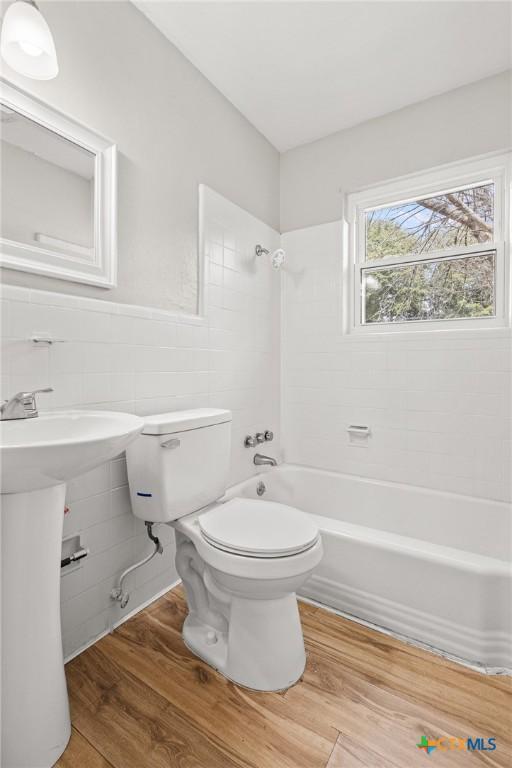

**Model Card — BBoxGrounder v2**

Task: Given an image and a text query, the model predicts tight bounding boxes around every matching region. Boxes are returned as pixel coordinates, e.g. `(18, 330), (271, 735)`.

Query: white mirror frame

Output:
(0, 80), (117, 287)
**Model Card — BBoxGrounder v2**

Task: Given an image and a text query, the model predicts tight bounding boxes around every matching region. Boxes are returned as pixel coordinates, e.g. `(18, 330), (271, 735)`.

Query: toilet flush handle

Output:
(161, 437), (181, 449)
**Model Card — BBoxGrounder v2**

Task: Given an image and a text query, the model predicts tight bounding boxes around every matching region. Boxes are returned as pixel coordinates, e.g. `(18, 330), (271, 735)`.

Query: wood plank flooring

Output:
(56, 586), (512, 768)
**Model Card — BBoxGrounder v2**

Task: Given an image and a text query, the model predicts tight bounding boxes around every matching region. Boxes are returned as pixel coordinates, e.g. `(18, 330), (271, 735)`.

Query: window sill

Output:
(345, 322), (511, 342)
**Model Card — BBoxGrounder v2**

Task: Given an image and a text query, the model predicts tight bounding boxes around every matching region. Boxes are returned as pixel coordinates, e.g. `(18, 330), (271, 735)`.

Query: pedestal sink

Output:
(0, 410), (144, 768)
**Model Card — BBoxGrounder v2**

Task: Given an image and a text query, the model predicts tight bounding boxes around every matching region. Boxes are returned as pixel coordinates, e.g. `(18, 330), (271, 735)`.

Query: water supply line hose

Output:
(110, 522), (163, 609)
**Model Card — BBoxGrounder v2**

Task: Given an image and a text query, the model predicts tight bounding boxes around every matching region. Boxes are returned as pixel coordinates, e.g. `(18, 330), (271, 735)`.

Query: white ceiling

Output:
(135, 1), (511, 152)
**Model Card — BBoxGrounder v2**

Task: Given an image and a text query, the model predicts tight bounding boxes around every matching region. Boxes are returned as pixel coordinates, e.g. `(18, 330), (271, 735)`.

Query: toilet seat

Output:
(198, 497), (319, 558)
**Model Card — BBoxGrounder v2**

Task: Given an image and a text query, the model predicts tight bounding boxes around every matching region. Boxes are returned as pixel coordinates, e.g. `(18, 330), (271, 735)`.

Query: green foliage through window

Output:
(361, 180), (497, 325)
(363, 252), (495, 324)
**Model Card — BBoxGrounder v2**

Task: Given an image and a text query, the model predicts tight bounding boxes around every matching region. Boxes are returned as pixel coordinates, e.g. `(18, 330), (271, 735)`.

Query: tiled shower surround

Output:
(0, 188), (281, 658)
(281, 222), (512, 503)
(1, 194), (511, 659)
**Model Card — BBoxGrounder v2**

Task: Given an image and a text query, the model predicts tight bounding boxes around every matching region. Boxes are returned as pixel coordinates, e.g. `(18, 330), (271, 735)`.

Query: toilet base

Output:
(173, 526), (321, 692)
(183, 613), (229, 674)
(182, 591), (307, 692)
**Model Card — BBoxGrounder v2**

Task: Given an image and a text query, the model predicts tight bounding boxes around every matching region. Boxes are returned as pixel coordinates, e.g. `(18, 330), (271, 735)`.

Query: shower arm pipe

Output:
(110, 522), (163, 609)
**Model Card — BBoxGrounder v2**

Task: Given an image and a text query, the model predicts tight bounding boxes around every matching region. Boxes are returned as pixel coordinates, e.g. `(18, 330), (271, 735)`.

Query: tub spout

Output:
(254, 453), (277, 467)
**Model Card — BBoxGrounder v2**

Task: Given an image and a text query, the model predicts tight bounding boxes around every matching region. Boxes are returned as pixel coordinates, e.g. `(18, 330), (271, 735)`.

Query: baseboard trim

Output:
(64, 573), (511, 676)
(64, 577), (182, 664)
(300, 575), (512, 674)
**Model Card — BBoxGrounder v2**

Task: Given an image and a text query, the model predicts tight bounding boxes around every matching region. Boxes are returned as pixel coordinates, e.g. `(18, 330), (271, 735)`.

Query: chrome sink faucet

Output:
(254, 453), (277, 467)
(0, 388), (53, 420)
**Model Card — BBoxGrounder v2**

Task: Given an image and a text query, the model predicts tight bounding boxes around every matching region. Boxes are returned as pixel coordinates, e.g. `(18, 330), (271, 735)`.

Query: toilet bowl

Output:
(175, 497), (323, 690)
(126, 408), (323, 691)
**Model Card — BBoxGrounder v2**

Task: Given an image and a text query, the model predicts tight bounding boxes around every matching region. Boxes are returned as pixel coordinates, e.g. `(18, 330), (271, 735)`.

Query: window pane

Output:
(362, 252), (495, 324)
(365, 183), (494, 261)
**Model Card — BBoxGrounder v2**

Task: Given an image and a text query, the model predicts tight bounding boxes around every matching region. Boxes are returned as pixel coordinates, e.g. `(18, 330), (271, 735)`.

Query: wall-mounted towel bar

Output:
(31, 336), (66, 345)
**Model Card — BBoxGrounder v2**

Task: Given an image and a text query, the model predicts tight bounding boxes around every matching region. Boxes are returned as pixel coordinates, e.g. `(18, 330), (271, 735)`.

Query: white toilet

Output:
(126, 408), (323, 691)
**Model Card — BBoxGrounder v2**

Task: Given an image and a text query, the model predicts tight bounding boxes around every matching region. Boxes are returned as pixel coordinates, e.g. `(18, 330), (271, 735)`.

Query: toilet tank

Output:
(126, 408), (232, 523)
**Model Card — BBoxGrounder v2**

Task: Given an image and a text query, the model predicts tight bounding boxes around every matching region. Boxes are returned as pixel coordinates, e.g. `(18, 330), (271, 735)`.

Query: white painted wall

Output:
(0, 188), (281, 658)
(280, 70), (511, 504)
(280, 72), (512, 232)
(281, 222), (511, 502)
(0, 0), (279, 313)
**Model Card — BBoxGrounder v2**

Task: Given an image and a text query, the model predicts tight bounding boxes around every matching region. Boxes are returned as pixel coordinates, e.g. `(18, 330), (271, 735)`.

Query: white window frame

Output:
(345, 153), (511, 335)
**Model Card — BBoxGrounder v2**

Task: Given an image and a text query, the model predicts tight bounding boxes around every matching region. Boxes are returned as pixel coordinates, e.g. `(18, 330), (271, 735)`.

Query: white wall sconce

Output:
(1, 0), (58, 80)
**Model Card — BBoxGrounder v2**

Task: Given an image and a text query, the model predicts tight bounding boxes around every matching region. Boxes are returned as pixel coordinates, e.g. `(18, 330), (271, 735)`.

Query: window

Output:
(346, 155), (510, 332)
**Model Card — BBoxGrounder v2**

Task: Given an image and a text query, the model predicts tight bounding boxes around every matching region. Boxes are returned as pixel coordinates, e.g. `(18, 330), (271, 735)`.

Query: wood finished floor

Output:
(56, 586), (512, 768)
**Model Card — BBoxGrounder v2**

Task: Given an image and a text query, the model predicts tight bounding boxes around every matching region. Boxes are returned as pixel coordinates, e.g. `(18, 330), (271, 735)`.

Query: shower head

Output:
(255, 244), (286, 270)
(270, 248), (285, 270)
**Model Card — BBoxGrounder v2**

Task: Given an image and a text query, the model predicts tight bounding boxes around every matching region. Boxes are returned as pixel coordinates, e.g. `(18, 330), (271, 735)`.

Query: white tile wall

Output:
(2, 204), (509, 660)
(281, 222), (512, 502)
(0, 187), (281, 658)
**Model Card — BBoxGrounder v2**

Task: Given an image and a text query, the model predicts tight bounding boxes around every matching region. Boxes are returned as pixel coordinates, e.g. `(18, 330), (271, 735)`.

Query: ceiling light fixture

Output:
(1, 0), (58, 80)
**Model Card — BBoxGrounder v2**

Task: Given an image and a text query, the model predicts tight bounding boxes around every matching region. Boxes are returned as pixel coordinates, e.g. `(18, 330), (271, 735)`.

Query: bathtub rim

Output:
(224, 462), (511, 673)
(224, 462), (512, 561)
(226, 461), (511, 511)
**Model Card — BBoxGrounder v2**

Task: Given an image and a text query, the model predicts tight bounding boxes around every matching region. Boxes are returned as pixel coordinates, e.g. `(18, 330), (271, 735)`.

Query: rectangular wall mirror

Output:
(0, 80), (117, 287)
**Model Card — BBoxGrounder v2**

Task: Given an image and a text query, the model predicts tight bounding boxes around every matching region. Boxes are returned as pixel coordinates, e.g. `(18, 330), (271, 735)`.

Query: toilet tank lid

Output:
(141, 408), (232, 435)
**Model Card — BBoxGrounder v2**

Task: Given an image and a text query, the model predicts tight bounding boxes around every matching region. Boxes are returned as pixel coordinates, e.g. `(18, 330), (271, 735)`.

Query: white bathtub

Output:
(225, 464), (512, 672)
